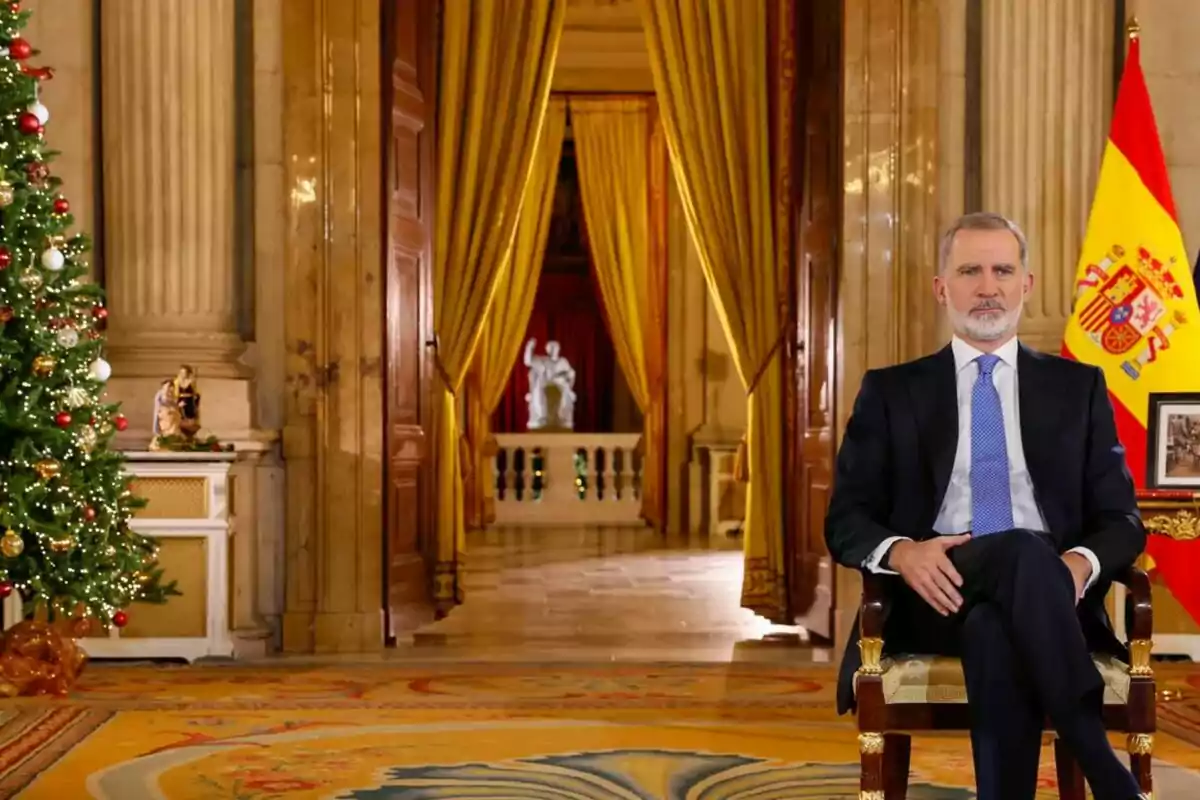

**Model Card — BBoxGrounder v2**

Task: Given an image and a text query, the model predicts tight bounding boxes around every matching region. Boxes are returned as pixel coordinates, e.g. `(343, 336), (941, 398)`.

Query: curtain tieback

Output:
(426, 335), (457, 397)
(733, 309), (795, 484)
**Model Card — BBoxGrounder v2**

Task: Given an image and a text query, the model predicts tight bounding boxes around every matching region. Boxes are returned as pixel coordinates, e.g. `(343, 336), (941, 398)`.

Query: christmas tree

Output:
(0, 2), (176, 629)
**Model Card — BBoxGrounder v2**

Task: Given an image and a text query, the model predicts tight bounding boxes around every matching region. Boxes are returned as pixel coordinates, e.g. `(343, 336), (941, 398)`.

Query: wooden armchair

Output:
(854, 566), (1155, 799)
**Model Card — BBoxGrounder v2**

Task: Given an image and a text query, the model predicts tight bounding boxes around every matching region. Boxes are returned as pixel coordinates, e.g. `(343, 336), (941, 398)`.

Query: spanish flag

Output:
(1063, 30), (1200, 623)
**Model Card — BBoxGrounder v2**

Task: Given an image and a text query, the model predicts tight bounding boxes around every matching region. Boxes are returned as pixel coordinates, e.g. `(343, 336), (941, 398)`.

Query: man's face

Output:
(546, 342), (560, 359)
(933, 228), (1033, 344)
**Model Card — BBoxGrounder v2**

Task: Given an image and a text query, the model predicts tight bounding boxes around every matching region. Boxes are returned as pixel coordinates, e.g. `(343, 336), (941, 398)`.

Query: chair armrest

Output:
(1113, 565), (1153, 642)
(860, 572), (887, 638)
(1113, 564), (1154, 678)
(857, 572), (889, 676)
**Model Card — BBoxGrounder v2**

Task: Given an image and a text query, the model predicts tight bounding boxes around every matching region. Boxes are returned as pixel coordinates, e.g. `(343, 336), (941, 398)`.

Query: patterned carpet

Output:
(2, 661), (1200, 798)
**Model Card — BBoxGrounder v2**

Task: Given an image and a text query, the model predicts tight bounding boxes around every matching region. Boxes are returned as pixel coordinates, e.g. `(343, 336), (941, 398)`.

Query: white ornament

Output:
(65, 386), (90, 408)
(29, 101), (49, 125)
(89, 358), (111, 382)
(56, 327), (79, 348)
(41, 247), (64, 271)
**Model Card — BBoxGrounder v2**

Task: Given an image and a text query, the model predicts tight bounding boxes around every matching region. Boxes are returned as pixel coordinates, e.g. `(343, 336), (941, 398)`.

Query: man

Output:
(825, 212), (1147, 800)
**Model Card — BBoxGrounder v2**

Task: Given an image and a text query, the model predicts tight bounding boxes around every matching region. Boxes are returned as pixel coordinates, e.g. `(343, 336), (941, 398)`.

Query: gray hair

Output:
(938, 212), (1029, 274)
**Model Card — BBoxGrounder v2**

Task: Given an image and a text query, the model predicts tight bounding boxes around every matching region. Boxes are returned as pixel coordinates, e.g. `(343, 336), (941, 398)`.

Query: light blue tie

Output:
(971, 354), (1014, 536)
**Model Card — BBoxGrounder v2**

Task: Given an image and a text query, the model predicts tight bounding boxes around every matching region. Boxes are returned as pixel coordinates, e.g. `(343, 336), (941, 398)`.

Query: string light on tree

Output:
(0, 1), (178, 645)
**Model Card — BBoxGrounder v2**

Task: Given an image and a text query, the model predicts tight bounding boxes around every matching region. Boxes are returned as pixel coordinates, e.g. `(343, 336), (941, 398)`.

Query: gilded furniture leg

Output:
(1117, 565), (1155, 797)
(858, 730), (885, 800)
(1128, 733), (1154, 795)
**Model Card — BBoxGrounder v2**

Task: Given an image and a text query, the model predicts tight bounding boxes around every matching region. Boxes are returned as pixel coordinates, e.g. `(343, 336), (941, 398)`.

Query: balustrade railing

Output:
(492, 433), (644, 525)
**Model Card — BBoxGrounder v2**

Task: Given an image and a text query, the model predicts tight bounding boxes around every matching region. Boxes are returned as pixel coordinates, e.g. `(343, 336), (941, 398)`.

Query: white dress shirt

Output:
(863, 336), (1100, 593)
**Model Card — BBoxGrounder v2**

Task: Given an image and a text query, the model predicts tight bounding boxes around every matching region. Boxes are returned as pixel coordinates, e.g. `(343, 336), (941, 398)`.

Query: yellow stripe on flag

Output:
(1064, 145), (1200, 427)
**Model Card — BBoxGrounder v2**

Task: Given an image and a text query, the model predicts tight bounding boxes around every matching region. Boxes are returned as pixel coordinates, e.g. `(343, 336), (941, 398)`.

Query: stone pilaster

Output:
(99, 0), (246, 379)
(982, 0), (1115, 353)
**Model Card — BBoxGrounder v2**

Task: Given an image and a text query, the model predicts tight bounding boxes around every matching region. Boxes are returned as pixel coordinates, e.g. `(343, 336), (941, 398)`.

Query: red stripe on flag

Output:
(1109, 39), (1178, 222)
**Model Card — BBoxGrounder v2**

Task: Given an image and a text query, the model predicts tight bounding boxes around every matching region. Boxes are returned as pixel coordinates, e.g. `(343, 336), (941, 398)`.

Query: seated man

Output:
(825, 212), (1147, 800)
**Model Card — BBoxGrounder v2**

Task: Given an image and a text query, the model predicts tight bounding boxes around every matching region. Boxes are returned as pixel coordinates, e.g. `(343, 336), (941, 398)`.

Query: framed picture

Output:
(1147, 392), (1200, 489)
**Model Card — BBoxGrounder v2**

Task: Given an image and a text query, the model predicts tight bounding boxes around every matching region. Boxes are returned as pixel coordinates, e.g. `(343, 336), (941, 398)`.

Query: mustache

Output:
(971, 299), (1005, 312)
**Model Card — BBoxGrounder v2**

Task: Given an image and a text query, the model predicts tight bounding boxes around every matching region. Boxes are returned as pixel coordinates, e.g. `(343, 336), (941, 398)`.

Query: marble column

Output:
(838, 0), (941, 659)
(100, 0), (245, 379)
(982, 0), (1115, 354)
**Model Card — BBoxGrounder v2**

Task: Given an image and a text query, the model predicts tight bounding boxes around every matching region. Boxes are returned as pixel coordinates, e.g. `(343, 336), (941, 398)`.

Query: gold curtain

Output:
(465, 98), (567, 528)
(433, 0), (566, 605)
(570, 96), (666, 529)
(639, 0), (793, 621)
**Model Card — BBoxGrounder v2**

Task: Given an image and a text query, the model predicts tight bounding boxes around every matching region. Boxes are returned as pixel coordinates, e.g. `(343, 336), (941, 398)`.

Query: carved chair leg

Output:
(859, 731), (885, 799)
(1053, 738), (1087, 800)
(882, 733), (910, 799)
(1127, 733), (1154, 796)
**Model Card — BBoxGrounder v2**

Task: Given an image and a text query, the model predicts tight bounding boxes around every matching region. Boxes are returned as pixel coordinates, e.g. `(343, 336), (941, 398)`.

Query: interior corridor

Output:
(409, 526), (815, 662)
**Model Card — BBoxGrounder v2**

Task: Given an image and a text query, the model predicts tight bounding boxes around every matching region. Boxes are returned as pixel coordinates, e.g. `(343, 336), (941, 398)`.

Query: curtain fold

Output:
(570, 96), (665, 529)
(465, 98), (567, 527)
(433, 0), (566, 604)
(639, 0), (793, 620)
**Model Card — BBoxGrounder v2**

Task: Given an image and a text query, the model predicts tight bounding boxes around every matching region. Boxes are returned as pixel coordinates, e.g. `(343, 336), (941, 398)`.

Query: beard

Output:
(947, 297), (1023, 342)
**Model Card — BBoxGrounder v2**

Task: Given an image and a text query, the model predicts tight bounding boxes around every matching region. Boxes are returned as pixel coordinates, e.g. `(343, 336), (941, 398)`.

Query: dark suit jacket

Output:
(825, 343), (1146, 714)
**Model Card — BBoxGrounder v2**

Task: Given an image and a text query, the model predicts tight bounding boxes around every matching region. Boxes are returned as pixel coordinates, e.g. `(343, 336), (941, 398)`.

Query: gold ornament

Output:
(33, 458), (60, 480)
(104, 545), (116, 558)
(134, 571), (151, 585)
(0, 181), (12, 206)
(18, 268), (43, 292)
(1, 530), (24, 558)
(1145, 511), (1200, 541)
(77, 425), (98, 453)
(49, 537), (74, 554)
(32, 354), (56, 377)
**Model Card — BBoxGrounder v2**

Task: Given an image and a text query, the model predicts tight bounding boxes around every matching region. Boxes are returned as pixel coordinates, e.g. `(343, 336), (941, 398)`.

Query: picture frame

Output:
(1147, 392), (1200, 489)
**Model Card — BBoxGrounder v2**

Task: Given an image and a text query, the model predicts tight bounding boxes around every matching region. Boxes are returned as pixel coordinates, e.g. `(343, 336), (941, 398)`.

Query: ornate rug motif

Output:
(4, 661), (1200, 798)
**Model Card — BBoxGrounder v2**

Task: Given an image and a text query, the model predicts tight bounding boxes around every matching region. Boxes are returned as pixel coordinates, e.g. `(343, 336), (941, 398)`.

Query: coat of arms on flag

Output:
(1073, 245), (1189, 379)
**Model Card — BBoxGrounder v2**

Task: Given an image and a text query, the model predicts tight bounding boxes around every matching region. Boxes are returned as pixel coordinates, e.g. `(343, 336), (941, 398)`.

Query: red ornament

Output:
(17, 112), (39, 135)
(0, 247), (9, 269)
(54, 411), (71, 427)
(25, 161), (48, 186)
(0, 307), (12, 323)
(83, 505), (96, 521)
(114, 415), (128, 432)
(0, 582), (11, 600)
(53, 196), (69, 214)
(93, 305), (108, 322)
(112, 610), (128, 628)
(8, 38), (31, 60)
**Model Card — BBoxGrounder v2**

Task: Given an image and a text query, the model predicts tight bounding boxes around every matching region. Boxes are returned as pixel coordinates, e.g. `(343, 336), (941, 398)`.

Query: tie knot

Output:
(976, 353), (1001, 376)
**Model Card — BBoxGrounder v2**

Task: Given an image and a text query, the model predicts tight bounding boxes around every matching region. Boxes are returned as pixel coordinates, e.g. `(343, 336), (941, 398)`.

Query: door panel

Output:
(383, 0), (438, 639)
(789, 0), (841, 641)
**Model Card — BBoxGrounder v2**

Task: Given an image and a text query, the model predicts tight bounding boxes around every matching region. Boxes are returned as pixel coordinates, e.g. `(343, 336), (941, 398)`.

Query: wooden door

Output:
(787, 0), (841, 640)
(383, 0), (438, 639)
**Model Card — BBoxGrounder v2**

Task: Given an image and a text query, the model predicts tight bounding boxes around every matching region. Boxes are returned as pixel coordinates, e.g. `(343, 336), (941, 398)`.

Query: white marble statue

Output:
(524, 338), (577, 430)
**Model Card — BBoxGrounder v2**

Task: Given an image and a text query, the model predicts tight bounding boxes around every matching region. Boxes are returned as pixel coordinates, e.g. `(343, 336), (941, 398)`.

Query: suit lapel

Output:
(917, 345), (959, 514)
(1017, 344), (1060, 520)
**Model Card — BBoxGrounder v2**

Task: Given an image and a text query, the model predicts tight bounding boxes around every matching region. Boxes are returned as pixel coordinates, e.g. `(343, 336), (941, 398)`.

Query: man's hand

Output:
(888, 535), (971, 616)
(1062, 551), (1093, 605)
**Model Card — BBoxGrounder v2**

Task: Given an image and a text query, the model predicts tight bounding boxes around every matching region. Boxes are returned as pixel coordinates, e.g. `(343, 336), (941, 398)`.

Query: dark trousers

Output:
(886, 529), (1141, 800)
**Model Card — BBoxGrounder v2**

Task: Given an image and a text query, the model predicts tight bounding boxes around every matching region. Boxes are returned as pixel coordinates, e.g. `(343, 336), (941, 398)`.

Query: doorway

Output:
(380, 0), (843, 649)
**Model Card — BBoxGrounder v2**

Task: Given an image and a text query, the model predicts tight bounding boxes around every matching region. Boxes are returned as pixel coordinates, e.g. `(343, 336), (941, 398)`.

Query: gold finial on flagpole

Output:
(1127, 16), (1141, 40)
